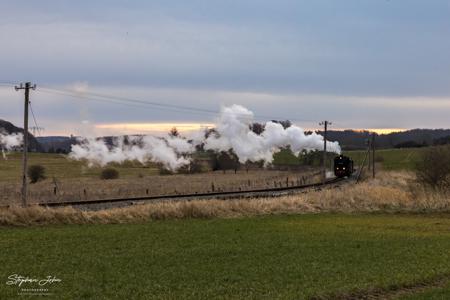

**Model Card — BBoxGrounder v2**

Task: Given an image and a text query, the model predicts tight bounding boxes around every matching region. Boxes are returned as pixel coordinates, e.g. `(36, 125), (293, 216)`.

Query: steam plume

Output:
(69, 104), (340, 170)
(70, 135), (193, 171)
(204, 105), (340, 163)
(0, 132), (23, 159)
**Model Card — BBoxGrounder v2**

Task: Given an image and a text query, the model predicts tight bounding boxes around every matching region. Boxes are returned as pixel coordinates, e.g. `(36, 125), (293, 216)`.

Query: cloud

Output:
(1, 1), (450, 133)
(1, 84), (449, 136)
(2, 1), (450, 96)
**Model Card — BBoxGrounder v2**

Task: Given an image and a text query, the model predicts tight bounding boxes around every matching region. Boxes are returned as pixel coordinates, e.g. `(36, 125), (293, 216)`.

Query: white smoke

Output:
(69, 135), (193, 171)
(0, 132), (23, 159)
(69, 104), (341, 171)
(204, 105), (340, 164)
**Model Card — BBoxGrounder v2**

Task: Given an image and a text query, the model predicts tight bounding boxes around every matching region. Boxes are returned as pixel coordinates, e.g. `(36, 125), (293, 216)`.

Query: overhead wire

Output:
(3, 81), (338, 127)
(0, 82), (15, 87)
(36, 88), (222, 118)
(41, 86), (219, 115)
(29, 102), (42, 136)
(37, 85), (317, 123)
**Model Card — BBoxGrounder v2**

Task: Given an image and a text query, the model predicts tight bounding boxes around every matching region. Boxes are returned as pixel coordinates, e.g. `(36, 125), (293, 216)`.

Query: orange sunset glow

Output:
(341, 128), (407, 135)
(94, 123), (406, 136)
(95, 122), (215, 135)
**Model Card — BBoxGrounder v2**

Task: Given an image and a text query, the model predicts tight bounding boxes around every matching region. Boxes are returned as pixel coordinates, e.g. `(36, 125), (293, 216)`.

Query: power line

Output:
(42, 86), (219, 115)
(36, 88), (220, 118)
(1, 81), (385, 129)
(29, 102), (42, 136)
(6, 81), (335, 126)
(4, 81), (325, 124)
(0, 82), (15, 87)
(36, 85), (316, 123)
(42, 86), (298, 121)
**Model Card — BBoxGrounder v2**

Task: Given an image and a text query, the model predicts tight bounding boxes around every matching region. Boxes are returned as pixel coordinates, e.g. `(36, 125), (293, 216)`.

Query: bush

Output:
(100, 168), (119, 180)
(216, 151), (239, 173)
(394, 141), (426, 148)
(27, 165), (46, 183)
(415, 146), (450, 189)
(177, 160), (205, 174)
(158, 167), (173, 175)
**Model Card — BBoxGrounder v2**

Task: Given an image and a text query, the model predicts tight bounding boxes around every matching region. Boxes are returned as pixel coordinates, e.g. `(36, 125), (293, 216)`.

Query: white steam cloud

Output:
(204, 105), (340, 163)
(69, 104), (340, 170)
(0, 132), (23, 160)
(70, 135), (194, 171)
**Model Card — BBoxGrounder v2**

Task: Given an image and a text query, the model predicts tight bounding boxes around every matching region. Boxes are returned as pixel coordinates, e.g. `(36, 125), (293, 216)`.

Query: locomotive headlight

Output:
(343, 167), (346, 170)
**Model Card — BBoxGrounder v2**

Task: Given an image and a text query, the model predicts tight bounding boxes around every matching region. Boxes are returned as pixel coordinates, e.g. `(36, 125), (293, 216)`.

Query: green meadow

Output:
(1, 214), (449, 299)
(0, 147), (424, 182)
(345, 147), (424, 171)
(0, 152), (158, 181)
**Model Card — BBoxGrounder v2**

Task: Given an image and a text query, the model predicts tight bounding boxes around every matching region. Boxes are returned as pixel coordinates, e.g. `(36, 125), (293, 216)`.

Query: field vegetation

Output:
(1, 214), (449, 299)
(0, 150), (324, 205)
(0, 147), (449, 299)
(1, 171), (448, 226)
(0, 152), (160, 181)
(415, 145), (450, 189)
(266, 146), (425, 172)
(0, 169), (319, 205)
(0, 147), (445, 205)
(345, 147), (424, 171)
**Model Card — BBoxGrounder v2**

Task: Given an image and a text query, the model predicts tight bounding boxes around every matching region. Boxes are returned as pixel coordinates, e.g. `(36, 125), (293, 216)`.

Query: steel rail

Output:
(29, 177), (348, 209)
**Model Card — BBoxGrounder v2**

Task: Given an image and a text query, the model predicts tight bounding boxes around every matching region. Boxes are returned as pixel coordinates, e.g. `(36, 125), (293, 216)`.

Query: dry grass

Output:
(0, 169), (319, 205)
(1, 171), (449, 226)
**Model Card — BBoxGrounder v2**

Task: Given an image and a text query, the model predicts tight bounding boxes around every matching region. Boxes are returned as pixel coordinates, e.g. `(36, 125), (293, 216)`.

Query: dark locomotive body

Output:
(334, 155), (354, 178)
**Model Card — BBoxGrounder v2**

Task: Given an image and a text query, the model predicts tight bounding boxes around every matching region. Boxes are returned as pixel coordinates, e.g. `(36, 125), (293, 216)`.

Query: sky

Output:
(1, 0), (449, 136)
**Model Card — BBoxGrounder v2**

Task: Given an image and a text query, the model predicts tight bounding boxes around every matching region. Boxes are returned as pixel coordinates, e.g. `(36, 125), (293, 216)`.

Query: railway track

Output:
(25, 176), (352, 211)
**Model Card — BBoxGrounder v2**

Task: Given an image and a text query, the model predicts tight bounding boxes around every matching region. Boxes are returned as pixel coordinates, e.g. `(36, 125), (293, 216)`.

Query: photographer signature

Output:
(6, 274), (61, 287)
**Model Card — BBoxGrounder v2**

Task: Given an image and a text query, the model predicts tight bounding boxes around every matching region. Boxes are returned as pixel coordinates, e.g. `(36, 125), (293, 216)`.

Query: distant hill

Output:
(33, 128), (450, 153)
(37, 135), (148, 153)
(322, 129), (450, 150)
(0, 119), (42, 151)
(36, 136), (78, 153)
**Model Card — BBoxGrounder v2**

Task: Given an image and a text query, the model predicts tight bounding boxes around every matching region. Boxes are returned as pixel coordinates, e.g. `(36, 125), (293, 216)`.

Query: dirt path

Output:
(311, 274), (450, 300)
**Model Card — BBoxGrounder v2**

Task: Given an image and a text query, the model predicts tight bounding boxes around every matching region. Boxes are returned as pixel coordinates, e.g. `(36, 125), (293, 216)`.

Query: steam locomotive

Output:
(334, 155), (354, 178)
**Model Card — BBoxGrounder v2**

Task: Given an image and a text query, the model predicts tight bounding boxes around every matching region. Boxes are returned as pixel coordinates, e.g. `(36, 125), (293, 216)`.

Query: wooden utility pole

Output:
(372, 133), (376, 179)
(15, 82), (36, 207)
(319, 121), (331, 184)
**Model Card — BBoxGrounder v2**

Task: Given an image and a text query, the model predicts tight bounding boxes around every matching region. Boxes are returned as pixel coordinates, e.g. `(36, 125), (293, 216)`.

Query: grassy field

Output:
(0, 147), (423, 182)
(0, 169), (314, 205)
(1, 151), (309, 181)
(0, 152), (319, 205)
(1, 214), (449, 299)
(272, 147), (425, 171)
(345, 147), (424, 171)
(0, 152), (160, 181)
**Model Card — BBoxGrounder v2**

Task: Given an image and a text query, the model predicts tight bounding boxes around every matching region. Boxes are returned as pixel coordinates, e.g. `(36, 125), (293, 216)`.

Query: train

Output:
(334, 155), (354, 178)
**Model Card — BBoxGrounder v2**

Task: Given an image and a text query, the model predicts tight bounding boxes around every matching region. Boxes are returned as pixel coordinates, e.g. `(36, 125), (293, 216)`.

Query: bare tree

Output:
(169, 127), (179, 137)
(415, 146), (450, 189)
(250, 122), (265, 135)
(216, 151), (239, 174)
